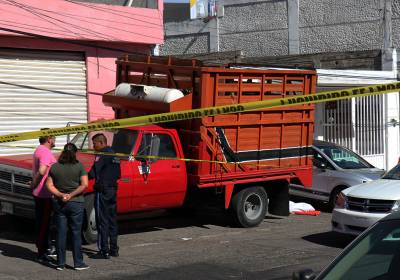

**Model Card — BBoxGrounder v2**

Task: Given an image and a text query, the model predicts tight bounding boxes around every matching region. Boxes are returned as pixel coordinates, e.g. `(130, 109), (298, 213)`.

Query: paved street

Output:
(0, 207), (355, 280)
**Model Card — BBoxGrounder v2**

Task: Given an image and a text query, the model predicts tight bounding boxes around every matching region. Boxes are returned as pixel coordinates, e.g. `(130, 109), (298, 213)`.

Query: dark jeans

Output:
(53, 200), (84, 267)
(34, 197), (52, 256)
(95, 187), (118, 254)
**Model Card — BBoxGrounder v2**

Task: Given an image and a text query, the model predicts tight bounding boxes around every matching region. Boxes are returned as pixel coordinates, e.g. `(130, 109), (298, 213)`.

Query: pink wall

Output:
(0, 0), (163, 44)
(0, 0), (164, 122)
(0, 36), (151, 121)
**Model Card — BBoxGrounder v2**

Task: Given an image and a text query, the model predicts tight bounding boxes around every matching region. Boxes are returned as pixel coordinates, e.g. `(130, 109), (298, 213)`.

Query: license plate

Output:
(0, 202), (13, 214)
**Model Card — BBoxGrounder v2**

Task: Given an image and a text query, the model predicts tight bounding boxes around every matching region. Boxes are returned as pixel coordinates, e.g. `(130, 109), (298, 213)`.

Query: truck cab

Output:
(74, 126), (188, 213)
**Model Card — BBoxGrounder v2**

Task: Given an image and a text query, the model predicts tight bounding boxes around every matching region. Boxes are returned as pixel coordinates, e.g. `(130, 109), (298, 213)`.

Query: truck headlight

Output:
(335, 192), (347, 209)
(392, 200), (400, 212)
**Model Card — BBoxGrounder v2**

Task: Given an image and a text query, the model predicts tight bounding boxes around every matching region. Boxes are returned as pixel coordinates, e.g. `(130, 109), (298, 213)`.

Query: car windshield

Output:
(319, 219), (400, 280)
(382, 165), (400, 180)
(315, 144), (373, 169)
(71, 129), (138, 157)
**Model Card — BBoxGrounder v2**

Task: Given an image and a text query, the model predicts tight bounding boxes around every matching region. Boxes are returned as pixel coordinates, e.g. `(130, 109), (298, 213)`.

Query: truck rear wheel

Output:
(230, 186), (268, 228)
(83, 194), (97, 244)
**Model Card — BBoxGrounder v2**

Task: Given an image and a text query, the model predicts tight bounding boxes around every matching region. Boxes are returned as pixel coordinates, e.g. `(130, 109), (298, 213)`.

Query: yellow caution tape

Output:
(0, 144), (282, 168)
(0, 82), (399, 143)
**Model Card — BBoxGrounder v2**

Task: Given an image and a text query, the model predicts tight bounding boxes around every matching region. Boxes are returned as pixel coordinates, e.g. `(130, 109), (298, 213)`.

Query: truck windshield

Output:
(71, 129), (138, 157)
(315, 144), (374, 169)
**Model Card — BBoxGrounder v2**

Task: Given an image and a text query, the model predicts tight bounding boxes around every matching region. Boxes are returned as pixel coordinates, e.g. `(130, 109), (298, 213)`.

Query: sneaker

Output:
(56, 266), (64, 271)
(74, 263), (90, 271)
(91, 252), (110, 259)
(46, 247), (57, 258)
(110, 251), (119, 257)
(36, 254), (54, 264)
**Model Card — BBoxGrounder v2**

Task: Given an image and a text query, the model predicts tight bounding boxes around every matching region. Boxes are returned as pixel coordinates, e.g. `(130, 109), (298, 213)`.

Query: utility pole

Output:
(209, 0), (220, 52)
(287, 0), (300, 54)
(125, 0), (133, 7)
(380, 0), (398, 169)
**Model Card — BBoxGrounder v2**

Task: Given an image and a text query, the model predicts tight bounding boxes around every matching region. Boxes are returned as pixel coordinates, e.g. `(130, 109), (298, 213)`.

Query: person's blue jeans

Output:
(53, 200), (84, 267)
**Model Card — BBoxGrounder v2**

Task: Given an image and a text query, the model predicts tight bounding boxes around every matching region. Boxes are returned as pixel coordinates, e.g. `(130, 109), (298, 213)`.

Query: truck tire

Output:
(83, 194), (97, 244)
(230, 186), (268, 228)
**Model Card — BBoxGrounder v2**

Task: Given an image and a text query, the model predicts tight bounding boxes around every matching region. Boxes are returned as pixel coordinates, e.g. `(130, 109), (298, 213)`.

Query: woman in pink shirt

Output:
(31, 134), (56, 263)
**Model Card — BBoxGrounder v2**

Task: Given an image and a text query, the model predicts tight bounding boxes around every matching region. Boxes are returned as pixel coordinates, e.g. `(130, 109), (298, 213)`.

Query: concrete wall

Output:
(161, 0), (396, 57)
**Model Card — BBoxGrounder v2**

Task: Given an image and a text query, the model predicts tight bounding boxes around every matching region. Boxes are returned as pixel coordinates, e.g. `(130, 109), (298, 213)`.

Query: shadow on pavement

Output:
(94, 262), (290, 280)
(302, 231), (355, 249)
(1, 208), (285, 244)
(1, 208), (238, 242)
(0, 242), (58, 269)
(0, 215), (35, 243)
(117, 209), (233, 236)
(0, 242), (36, 262)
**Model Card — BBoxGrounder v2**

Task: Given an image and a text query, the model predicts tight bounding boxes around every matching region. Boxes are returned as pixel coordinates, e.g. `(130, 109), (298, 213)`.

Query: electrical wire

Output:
(2, 0), (121, 41)
(3, 0), (164, 42)
(65, 0), (163, 27)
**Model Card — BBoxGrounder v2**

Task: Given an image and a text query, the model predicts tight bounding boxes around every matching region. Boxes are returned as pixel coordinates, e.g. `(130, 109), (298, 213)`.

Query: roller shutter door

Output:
(0, 48), (87, 155)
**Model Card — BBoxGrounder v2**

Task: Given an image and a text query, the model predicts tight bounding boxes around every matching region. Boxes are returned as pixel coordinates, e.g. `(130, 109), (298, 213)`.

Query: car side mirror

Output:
(292, 269), (316, 280)
(313, 159), (327, 170)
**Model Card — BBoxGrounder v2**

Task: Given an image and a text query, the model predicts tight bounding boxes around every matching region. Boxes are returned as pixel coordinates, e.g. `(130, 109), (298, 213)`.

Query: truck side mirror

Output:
(292, 269), (316, 280)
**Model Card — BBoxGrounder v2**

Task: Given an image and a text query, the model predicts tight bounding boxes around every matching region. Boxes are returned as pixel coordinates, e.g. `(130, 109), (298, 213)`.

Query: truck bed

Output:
(108, 56), (316, 187)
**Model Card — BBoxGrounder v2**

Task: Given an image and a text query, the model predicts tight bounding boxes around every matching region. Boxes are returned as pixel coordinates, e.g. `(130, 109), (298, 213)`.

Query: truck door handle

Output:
(172, 165), (180, 168)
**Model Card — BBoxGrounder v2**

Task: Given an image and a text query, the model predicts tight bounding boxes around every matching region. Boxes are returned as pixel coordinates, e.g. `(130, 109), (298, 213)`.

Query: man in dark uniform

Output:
(89, 133), (121, 259)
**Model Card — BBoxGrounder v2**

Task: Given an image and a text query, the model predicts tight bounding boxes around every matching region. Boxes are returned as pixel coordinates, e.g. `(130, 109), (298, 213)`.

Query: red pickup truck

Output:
(0, 56), (316, 243)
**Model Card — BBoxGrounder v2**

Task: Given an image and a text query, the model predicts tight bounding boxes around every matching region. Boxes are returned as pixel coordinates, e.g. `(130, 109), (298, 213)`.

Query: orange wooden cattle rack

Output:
(108, 55), (317, 188)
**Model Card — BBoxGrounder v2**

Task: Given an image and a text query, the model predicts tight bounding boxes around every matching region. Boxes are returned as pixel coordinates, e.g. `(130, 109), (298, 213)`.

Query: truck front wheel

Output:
(83, 194), (98, 244)
(230, 187), (268, 227)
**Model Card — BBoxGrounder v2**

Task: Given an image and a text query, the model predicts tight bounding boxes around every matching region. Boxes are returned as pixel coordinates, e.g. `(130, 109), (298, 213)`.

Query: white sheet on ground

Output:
(289, 201), (315, 213)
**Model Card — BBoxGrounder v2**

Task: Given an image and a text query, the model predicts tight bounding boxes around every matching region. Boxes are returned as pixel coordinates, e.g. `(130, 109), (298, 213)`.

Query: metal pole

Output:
(125, 0), (133, 7)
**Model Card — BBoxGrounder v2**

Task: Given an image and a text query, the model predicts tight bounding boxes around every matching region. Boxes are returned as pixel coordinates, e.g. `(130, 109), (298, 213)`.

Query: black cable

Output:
(0, 26), (151, 55)
(5, 1), (161, 30)
(3, 0), (121, 41)
(4, 0), (164, 42)
(65, 0), (163, 27)
(66, 0), (280, 48)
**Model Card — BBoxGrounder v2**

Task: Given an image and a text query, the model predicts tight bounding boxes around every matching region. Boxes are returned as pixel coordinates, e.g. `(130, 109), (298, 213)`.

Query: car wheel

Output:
(230, 186), (268, 228)
(83, 194), (97, 244)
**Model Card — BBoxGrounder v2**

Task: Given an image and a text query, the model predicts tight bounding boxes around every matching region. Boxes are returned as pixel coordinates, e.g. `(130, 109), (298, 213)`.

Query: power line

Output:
(3, 0), (164, 42)
(2, 0), (121, 41)
(65, 0), (163, 28)
(0, 26), (151, 56)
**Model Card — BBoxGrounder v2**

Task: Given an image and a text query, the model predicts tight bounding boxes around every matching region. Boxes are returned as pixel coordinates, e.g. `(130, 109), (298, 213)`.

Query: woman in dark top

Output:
(46, 143), (89, 271)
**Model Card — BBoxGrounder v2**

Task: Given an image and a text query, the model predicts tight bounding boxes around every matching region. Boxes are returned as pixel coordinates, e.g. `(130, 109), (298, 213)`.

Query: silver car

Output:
(290, 140), (385, 208)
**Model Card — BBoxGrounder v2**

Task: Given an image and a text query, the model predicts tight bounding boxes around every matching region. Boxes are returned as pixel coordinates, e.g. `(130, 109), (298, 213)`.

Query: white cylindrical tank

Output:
(115, 83), (184, 103)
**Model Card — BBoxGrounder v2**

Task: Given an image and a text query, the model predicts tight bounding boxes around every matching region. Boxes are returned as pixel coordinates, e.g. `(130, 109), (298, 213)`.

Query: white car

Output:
(332, 164), (400, 235)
